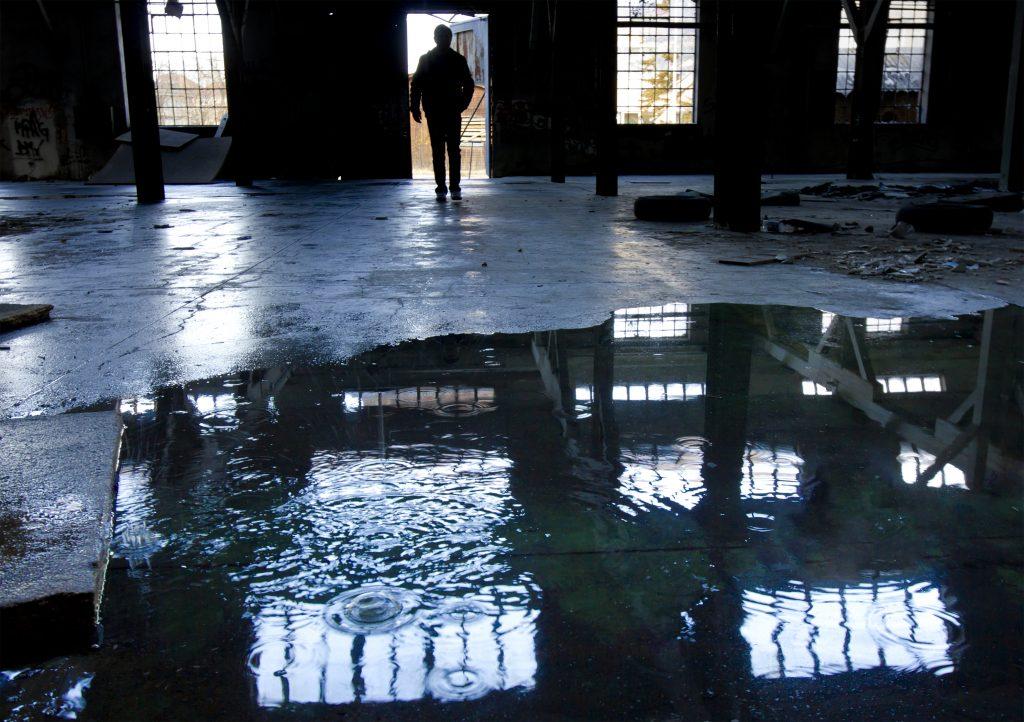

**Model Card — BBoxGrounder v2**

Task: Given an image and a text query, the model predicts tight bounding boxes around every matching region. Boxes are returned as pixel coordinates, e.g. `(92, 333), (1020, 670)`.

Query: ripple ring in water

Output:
(247, 640), (321, 677)
(431, 402), (497, 418)
(323, 585), (421, 634)
(867, 599), (964, 673)
(429, 599), (494, 626)
(426, 666), (495, 702)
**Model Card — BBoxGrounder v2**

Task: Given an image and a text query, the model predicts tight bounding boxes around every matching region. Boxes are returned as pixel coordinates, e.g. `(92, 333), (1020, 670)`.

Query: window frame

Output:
(147, 0), (229, 128)
(835, 0), (934, 126)
(616, 0), (701, 126)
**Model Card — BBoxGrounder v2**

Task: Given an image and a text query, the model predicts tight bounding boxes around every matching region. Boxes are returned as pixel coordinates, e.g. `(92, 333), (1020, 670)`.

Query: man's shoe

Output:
(436, 191), (447, 202)
(451, 189), (462, 201)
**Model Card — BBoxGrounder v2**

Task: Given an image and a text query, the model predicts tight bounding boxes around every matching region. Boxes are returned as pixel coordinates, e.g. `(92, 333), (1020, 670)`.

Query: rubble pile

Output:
(834, 238), (1024, 281)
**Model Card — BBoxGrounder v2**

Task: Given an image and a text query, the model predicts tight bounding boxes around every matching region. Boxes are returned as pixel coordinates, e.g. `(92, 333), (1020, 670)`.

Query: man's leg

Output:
(446, 112), (462, 193)
(426, 114), (447, 197)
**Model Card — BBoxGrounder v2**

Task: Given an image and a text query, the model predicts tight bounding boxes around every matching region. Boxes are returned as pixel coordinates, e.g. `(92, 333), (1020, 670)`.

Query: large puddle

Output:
(3, 302), (1022, 720)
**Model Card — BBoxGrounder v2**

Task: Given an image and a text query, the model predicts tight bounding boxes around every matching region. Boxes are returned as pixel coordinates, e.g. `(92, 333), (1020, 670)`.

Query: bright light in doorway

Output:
(406, 13), (481, 71)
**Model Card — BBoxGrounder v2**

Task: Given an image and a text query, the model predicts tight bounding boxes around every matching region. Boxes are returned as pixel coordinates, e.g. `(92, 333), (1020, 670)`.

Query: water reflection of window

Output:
(341, 386), (495, 411)
(898, 442), (967, 488)
(741, 445), (803, 500)
(251, 597), (538, 706)
(594, 382), (704, 402)
(613, 304), (690, 339)
(618, 441), (706, 512)
(820, 311), (836, 334)
(741, 579), (959, 678)
(878, 375), (943, 394)
(250, 446), (538, 707)
(866, 317), (905, 333)
(801, 380), (833, 396)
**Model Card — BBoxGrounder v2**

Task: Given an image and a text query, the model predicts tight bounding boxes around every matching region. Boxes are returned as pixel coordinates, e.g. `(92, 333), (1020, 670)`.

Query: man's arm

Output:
(410, 56), (424, 122)
(460, 56), (475, 111)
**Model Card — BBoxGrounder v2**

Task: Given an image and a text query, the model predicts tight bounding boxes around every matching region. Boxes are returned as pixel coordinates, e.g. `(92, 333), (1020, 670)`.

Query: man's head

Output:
(433, 24), (453, 48)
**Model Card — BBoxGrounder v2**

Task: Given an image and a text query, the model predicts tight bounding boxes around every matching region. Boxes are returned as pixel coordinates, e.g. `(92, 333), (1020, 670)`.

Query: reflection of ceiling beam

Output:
(756, 313), (1012, 488)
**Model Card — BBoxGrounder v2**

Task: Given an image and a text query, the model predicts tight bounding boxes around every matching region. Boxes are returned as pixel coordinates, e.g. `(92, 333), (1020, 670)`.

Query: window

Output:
(617, 0), (699, 124)
(835, 0), (933, 124)
(148, 1), (228, 126)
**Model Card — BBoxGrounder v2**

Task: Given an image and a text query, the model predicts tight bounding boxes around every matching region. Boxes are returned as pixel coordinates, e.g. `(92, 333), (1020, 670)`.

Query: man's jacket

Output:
(411, 47), (475, 117)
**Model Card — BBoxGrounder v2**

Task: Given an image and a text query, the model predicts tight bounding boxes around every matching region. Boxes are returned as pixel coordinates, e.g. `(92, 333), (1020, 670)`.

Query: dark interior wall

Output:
(229, 1), (410, 179)
(0, 0), (1015, 180)
(0, 1), (125, 180)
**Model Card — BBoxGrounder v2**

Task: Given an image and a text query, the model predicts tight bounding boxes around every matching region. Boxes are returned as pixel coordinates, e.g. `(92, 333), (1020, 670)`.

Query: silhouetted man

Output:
(410, 25), (475, 202)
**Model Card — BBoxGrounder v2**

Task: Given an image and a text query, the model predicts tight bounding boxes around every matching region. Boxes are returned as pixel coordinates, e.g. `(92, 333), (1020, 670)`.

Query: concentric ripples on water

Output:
(741, 579), (962, 678)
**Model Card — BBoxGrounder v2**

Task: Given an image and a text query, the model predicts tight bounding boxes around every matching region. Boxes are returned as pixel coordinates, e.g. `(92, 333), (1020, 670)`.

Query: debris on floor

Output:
(832, 238), (1024, 280)
(799, 177), (1004, 201)
(0, 303), (54, 333)
(762, 218), (839, 234)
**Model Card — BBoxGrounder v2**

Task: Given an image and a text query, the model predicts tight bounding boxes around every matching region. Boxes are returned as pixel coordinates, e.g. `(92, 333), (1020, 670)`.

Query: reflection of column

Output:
(699, 304), (751, 531)
(590, 319), (619, 465)
(970, 306), (1022, 489)
(690, 304), (752, 719)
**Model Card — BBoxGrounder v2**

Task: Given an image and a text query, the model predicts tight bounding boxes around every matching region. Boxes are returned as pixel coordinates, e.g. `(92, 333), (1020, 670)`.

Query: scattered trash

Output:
(374, 216), (388, 220)
(517, 248), (523, 252)
(236, 235), (252, 240)
(801, 178), (1001, 202)
(481, 262), (488, 267)
(833, 237), (1024, 281)
(153, 223), (172, 229)
(996, 279), (1011, 285)
(763, 218), (839, 234)
(0, 346), (10, 351)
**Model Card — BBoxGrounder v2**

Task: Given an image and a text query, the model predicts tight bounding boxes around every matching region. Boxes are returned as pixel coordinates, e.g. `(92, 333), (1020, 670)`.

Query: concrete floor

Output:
(1, 174), (1021, 419)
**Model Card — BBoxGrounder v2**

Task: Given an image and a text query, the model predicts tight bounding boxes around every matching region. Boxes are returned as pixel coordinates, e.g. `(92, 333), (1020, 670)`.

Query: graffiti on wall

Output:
(3, 102), (60, 178)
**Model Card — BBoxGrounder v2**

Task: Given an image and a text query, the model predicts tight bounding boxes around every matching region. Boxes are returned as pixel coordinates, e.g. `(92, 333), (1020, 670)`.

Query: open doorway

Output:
(406, 13), (489, 180)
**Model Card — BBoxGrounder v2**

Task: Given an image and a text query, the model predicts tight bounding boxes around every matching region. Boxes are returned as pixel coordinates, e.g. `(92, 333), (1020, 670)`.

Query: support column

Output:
(217, 0), (253, 187)
(846, 0), (890, 180)
(595, 0), (617, 196)
(713, 1), (762, 231)
(118, 0), (164, 203)
(1000, 0), (1023, 192)
(550, 0), (565, 183)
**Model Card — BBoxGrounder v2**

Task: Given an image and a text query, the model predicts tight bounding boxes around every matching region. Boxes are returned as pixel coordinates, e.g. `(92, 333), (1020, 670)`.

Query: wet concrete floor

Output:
(1, 175), (1021, 419)
(2, 302), (1021, 720)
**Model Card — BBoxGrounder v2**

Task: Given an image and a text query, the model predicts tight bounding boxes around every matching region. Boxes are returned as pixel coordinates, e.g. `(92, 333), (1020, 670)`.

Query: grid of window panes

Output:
(880, 0), (932, 122)
(613, 303), (690, 339)
(835, 0), (932, 124)
(148, 1), (228, 126)
(877, 374), (944, 393)
(617, 1), (698, 125)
